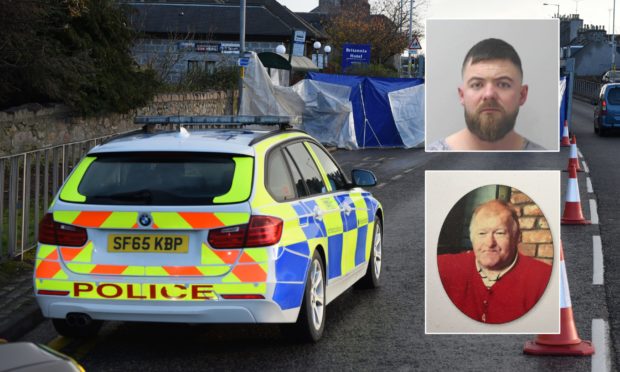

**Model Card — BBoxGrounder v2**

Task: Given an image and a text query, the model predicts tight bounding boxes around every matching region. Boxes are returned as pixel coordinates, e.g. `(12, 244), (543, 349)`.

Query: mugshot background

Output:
(425, 19), (560, 151)
(425, 171), (560, 334)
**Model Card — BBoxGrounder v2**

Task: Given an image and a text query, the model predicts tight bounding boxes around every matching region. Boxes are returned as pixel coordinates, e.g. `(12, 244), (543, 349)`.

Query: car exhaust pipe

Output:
(65, 312), (92, 327)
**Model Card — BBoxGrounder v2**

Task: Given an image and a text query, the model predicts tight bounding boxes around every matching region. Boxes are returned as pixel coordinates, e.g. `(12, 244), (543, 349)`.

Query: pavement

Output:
(0, 263), (41, 341)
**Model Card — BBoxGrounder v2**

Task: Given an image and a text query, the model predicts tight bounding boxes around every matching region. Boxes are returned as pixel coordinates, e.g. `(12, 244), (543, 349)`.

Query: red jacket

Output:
(437, 251), (552, 324)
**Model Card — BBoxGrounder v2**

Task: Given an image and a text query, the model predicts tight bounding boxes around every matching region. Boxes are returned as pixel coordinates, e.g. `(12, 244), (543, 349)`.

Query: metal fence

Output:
(573, 79), (601, 101)
(0, 135), (114, 262)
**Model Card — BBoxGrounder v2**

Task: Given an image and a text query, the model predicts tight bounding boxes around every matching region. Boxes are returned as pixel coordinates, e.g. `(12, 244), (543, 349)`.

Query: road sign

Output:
(237, 57), (250, 67)
(342, 43), (371, 70)
(408, 37), (421, 50)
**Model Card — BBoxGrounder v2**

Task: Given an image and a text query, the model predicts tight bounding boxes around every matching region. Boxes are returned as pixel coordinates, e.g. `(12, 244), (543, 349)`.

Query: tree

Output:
(322, 0), (424, 71)
(0, 0), (159, 115)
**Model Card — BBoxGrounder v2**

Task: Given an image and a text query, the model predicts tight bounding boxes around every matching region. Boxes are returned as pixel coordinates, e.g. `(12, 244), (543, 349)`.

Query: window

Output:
(308, 143), (347, 191)
(285, 142), (326, 196)
(283, 149), (308, 198)
(608, 88), (620, 104)
(76, 153), (249, 205)
(206, 61), (216, 74)
(187, 60), (201, 72)
(266, 149), (296, 202)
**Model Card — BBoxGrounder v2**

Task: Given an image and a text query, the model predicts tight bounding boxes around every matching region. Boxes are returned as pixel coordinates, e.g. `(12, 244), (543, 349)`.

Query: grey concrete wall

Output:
(0, 91), (235, 156)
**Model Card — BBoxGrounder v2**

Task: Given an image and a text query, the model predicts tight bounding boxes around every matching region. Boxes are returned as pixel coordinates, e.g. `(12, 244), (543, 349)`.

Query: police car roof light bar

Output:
(134, 115), (292, 130)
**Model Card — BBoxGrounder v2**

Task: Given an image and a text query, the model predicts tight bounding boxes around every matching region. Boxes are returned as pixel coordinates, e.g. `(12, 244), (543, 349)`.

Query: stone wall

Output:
(0, 91), (235, 156)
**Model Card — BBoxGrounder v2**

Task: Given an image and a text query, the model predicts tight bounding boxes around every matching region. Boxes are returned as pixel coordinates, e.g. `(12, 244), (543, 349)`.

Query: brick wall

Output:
(0, 91), (235, 156)
(511, 188), (554, 265)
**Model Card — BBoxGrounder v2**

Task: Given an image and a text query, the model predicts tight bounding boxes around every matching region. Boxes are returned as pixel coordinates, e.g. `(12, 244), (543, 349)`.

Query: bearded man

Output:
(428, 38), (545, 151)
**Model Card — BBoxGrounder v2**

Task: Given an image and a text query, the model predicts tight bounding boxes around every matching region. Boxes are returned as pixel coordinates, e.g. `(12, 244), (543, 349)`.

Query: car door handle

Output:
(313, 206), (324, 221)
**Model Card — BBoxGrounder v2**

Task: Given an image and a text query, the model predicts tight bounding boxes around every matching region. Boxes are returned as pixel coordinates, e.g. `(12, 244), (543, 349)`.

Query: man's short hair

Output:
(461, 38), (523, 78)
(469, 199), (520, 236)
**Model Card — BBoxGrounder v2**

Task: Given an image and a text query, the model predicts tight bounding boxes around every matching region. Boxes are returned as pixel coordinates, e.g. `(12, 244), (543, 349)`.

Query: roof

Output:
(258, 52), (319, 71)
(124, 1), (327, 40)
(91, 129), (264, 155)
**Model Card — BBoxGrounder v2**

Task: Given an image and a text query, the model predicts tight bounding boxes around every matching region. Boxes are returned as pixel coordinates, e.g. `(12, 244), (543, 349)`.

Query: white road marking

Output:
(578, 149), (584, 158)
(592, 319), (610, 372)
(354, 163), (364, 168)
(590, 199), (599, 224)
(583, 161), (590, 173)
(593, 235), (604, 285)
(404, 168), (414, 174)
(376, 182), (387, 189)
(377, 157), (385, 161)
(587, 177), (593, 193)
(362, 156), (371, 161)
(391, 174), (403, 181)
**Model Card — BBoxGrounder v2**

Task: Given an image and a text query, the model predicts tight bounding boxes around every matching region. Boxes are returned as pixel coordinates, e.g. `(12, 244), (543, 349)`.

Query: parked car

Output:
(601, 70), (620, 83)
(34, 116), (383, 342)
(593, 83), (620, 136)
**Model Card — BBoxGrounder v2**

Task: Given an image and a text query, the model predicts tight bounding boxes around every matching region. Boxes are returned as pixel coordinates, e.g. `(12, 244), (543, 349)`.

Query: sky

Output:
(279, 0), (619, 50)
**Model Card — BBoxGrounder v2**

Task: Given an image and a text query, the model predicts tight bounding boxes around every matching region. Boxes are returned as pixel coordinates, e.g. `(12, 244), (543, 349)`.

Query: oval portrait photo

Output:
(436, 184), (554, 324)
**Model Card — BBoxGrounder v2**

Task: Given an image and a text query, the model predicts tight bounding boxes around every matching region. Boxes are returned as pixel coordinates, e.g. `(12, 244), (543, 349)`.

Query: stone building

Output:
(123, 0), (327, 82)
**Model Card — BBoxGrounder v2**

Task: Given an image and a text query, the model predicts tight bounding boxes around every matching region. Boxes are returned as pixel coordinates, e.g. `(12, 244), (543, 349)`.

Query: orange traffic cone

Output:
(562, 165), (591, 225)
(560, 120), (571, 147)
(566, 135), (582, 172)
(523, 242), (595, 356)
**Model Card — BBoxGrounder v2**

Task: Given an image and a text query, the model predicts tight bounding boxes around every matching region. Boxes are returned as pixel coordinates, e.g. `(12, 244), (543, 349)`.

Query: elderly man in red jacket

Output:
(438, 199), (552, 324)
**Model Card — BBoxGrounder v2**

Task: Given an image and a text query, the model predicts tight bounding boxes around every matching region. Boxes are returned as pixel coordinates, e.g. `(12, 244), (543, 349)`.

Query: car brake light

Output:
(602, 100), (607, 114)
(38, 213), (88, 247)
(208, 215), (283, 249)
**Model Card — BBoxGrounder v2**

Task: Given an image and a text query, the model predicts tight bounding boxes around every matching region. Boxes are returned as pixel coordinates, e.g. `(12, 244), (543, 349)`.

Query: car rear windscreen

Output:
(608, 88), (620, 105)
(74, 152), (251, 205)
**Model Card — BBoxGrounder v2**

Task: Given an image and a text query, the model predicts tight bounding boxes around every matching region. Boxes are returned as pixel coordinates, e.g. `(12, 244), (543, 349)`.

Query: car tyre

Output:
(283, 250), (326, 342)
(52, 318), (103, 338)
(355, 218), (382, 289)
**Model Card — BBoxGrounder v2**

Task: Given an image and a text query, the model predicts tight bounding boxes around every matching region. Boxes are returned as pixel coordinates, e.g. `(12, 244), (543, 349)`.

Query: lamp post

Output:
(313, 41), (322, 69)
(323, 45), (331, 70)
(543, 2), (560, 17)
(613, 0), (617, 72)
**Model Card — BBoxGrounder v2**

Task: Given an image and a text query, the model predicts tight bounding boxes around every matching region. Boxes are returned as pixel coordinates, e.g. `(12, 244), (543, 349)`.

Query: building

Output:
(561, 14), (620, 77)
(123, 0), (327, 82)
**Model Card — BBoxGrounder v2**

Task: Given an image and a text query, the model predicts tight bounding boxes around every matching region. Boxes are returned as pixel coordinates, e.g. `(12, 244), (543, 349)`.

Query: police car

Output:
(35, 116), (383, 342)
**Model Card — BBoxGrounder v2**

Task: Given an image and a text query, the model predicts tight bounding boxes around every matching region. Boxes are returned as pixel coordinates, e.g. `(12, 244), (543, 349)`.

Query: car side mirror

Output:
(351, 169), (377, 187)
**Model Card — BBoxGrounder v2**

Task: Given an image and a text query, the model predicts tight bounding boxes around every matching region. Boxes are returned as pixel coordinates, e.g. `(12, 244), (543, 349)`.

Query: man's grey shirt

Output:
(427, 137), (546, 151)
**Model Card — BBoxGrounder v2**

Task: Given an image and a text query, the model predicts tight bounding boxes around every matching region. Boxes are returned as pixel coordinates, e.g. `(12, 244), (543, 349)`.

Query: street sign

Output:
(342, 43), (371, 70)
(195, 43), (220, 53)
(237, 57), (250, 67)
(292, 29), (306, 57)
(408, 37), (421, 50)
(221, 43), (240, 54)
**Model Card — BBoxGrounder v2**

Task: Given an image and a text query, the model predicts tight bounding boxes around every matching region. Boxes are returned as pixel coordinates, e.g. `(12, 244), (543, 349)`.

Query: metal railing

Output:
(573, 79), (601, 101)
(0, 135), (115, 262)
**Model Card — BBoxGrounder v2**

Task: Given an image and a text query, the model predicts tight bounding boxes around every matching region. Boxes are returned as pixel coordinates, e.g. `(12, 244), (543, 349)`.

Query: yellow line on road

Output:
(72, 337), (98, 361)
(47, 335), (71, 351)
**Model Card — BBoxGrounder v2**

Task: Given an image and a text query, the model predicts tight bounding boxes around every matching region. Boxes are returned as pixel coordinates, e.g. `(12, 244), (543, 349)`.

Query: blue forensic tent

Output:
(307, 72), (424, 148)
(560, 75), (568, 139)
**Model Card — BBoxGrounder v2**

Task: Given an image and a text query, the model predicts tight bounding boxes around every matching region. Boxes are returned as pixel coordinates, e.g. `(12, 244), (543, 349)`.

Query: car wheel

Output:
(283, 250), (326, 342)
(355, 218), (382, 289)
(52, 317), (103, 338)
(599, 125), (607, 137)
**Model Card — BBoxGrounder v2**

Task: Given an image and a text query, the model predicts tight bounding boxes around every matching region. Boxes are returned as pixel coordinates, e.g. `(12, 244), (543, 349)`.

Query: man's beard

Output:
(464, 103), (519, 142)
